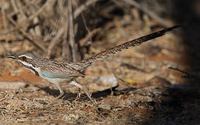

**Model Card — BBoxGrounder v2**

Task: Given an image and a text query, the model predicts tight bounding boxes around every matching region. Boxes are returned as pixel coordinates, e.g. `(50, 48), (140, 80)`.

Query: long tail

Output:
(78, 25), (181, 69)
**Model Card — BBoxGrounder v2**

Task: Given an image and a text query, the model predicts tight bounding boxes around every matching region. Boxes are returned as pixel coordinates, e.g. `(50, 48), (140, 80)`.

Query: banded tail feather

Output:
(78, 25), (180, 69)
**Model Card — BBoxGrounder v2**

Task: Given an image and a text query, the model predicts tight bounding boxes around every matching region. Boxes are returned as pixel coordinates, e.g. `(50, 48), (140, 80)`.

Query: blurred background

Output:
(0, 0), (199, 124)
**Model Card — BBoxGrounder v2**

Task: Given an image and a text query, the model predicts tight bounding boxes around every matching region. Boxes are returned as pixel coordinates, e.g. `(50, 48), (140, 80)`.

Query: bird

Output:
(7, 25), (180, 99)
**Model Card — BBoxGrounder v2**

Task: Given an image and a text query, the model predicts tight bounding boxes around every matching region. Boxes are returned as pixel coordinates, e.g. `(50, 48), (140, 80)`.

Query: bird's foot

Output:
(53, 82), (65, 99)
(69, 81), (96, 104)
(74, 92), (82, 101)
(83, 89), (96, 103)
(56, 91), (65, 99)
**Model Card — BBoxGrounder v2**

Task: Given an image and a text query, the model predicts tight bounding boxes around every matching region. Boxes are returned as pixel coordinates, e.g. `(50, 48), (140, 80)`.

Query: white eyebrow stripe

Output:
(18, 55), (33, 59)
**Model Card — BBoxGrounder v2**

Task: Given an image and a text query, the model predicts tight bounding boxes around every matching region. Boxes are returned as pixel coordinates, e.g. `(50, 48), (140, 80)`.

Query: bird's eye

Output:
(19, 56), (27, 61)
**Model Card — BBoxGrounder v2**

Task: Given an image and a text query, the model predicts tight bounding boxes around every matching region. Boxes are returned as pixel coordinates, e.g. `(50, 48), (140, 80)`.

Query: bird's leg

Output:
(69, 81), (95, 103)
(54, 82), (64, 99)
(75, 88), (82, 101)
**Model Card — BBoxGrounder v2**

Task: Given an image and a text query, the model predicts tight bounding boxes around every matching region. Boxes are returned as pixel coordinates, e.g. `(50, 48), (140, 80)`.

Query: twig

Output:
(7, 15), (46, 52)
(15, 0), (26, 19)
(43, 19), (62, 42)
(74, 0), (99, 18)
(68, 0), (77, 62)
(62, 12), (71, 60)
(123, 0), (172, 27)
(0, 1), (48, 35)
(28, 1), (49, 21)
(1, 5), (7, 31)
(168, 67), (194, 79)
(10, 0), (18, 13)
(55, 0), (71, 60)
(47, 27), (65, 58)
(79, 28), (100, 46)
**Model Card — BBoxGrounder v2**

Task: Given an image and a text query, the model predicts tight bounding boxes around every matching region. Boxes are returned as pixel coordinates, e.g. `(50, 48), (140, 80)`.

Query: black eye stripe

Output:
(19, 56), (27, 61)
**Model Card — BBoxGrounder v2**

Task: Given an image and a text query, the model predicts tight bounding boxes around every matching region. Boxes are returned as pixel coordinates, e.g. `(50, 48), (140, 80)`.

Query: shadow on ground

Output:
(143, 0), (200, 125)
(41, 85), (136, 102)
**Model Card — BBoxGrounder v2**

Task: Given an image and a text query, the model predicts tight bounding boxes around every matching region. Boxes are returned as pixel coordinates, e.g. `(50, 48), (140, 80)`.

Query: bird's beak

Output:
(7, 55), (17, 59)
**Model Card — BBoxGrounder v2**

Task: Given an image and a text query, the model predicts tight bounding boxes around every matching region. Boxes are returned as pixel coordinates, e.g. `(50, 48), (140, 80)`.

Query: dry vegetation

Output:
(0, 0), (199, 125)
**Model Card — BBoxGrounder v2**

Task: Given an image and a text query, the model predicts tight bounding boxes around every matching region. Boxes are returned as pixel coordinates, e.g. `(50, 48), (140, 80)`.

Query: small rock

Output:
(98, 75), (118, 87)
(98, 104), (112, 110)
(88, 75), (118, 92)
(63, 114), (79, 122)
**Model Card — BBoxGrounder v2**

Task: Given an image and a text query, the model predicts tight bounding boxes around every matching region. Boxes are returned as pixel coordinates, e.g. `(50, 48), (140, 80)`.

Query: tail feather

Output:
(78, 25), (181, 69)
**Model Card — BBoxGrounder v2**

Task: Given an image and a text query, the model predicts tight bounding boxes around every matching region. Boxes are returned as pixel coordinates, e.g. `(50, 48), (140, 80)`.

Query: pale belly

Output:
(42, 76), (74, 84)
(36, 69), (77, 84)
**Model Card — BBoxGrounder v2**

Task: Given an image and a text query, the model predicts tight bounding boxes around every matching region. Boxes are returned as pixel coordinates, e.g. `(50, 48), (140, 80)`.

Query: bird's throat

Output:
(18, 61), (39, 76)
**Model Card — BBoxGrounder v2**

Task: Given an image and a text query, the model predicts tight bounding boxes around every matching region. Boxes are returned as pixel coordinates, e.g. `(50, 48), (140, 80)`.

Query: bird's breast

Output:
(41, 71), (56, 78)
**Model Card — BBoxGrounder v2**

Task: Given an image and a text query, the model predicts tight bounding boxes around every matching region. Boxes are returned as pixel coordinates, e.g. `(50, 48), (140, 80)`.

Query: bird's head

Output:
(7, 54), (40, 76)
(7, 54), (34, 68)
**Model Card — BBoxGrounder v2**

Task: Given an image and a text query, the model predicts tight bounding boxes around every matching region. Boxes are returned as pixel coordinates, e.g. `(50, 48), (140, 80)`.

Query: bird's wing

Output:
(40, 65), (83, 79)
